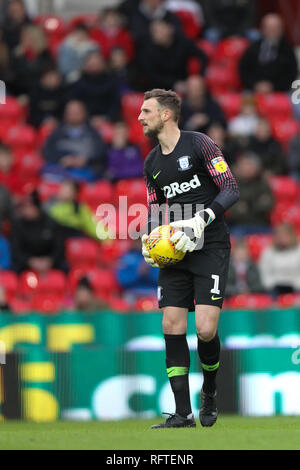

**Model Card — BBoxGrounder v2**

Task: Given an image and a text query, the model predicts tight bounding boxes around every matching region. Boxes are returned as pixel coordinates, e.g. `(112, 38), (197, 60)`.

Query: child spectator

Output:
(259, 223), (300, 298)
(228, 96), (259, 139)
(107, 121), (143, 181)
(72, 276), (108, 312)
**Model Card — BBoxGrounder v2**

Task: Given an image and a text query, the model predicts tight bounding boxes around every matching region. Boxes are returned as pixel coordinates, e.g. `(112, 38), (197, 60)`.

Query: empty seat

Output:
(79, 181), (114, 210)
(0, 271), (18, 301)
(135, 296), (158, 312)
(115, 178), (147, 206)
(174, 10), (201, 39)
(256, 93), (293, 119)
(228, 294), (273, 309)
(205, 62), (241, 93)
(0, 97), (26, 126)
(277, 293), (300, 308)
(14, 151), (43, 179)
(65, 238), (100, 268)
(19, 270), (66, 297)
(268, 176), (298, 202)
(2, 124), (37, 152)
(270, 117), (299, 148)
(215, 92), (242, 119)
(34, 15), (66, 39)
(213, 37), (249, 63)
(31, 294), (63, 314)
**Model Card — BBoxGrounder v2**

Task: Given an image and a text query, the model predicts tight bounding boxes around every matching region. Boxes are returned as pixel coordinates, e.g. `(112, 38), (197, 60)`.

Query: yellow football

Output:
(146, 225), (186, 267)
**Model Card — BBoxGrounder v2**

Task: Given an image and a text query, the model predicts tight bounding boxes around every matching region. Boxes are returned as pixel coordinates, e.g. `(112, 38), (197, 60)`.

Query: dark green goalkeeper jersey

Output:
(143, 130), (240, 249)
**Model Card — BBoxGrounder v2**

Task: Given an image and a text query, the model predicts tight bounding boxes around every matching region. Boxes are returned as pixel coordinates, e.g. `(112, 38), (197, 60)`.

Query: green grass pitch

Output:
(0, 416), (300, 450)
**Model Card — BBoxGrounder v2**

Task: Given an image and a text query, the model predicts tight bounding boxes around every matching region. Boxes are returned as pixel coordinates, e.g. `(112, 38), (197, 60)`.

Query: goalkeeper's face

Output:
(138, 98), (164, 138)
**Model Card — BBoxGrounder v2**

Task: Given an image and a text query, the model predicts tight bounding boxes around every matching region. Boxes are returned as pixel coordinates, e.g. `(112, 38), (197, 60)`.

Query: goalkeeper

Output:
(139, 89), (239, 428)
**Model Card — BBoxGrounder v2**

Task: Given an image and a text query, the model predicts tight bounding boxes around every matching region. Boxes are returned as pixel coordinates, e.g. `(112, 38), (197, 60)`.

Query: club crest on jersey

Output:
(177, 156), (192, 171)
(211, 156), (228, 173)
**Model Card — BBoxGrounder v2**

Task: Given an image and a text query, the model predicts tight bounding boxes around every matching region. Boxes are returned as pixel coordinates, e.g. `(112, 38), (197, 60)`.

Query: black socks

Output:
(197, 333), (220, 394)
(164, 334), (192, 418)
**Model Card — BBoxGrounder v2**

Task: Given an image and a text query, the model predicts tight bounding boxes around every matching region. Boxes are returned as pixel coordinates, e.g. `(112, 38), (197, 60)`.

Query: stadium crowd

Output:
(0, 0), (300, 314)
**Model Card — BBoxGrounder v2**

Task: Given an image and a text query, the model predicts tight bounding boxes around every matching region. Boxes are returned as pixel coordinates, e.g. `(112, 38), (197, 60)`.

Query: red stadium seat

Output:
(205, 62), (241, 93)
(174, 10), (201, 39)
(255, 93), (293, 119)
(127, 121), (152, 158)
(37, 181), (62, 202)
(115, 178), (147, 206)
(0, 271), (18, 301)
(268, 176), (298, 202)
(270, 117), (300, 148)
(196, 39), (216, 60)
(79, 181), (114, 210)
(34, 15), (66, 39)
(213, 37), (249, 64)
(107, 295), (131, 312)
(68, 267), (119, 296)
(2, 124), (37, 152)
(215, 92), (242, 120)
(122, 92), (144, 124)
(31, 294), (63, 314)
(277, 293), (300, 307)
(228, 294), (273, 309)
(135, 296), (159, 312)
(99, 239), (134, 267)
(19, 270), (66, 297)
(14, 151), (43, 179)
(9, 297), (32, 314)
(0, 97), (26, 126)
(92, 120), (114, 143)
(65, 238), (100, 268)
(246, 234), (273, 261)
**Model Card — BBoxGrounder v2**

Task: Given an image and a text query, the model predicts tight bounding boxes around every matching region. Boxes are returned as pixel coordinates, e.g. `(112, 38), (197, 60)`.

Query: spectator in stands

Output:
(259, 223), (300, 298)
(0, 184), (13, 230)
(10, 190), (65, 273)
(287, 130), (300, 180)
(90, 8), (135, 62)
(42, 100), (107, 182)
(228, 152), (274, 236)
(180, 75), (226, 134)
(245, 117), (285, 177)
(68, 51), (121, 121)
(239, 13), (298, 92)
(206, 123), (239, 167)
(0, 285), (10, 312)
(10, 24), (54, 96)
(228, 96), (259, 140)
(0, 233), (11, 269)
(116, 240), (159, 302)
(28, 66), (66, 128)
(57, 23), (100, 83)
(2, 0), (31, 50)
(0, 144), (31, 198)
(119, 0), (182, 41)
(107, 121), (143, 181)
(225, 238), (264, 297)
(109, 46), (135, 95)
(136, 17), (207, 90)
(0, 27), (14, 87)
(47, 180), (110, 241)
(72, 276), (108, 312)
(201, 0), (258, 42)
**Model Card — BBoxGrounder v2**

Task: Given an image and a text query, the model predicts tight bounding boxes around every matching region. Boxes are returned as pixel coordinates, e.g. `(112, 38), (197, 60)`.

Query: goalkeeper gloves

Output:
(141, 234), (159, 267)
(170, 209), (216, 252)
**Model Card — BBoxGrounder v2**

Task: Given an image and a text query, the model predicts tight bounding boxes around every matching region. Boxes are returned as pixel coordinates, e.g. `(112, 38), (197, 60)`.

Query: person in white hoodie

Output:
(259, 223), (300, 297)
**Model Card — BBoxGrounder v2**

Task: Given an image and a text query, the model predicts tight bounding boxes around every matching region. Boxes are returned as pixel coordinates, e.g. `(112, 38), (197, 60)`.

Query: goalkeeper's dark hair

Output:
(144, 88), (181, 122)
